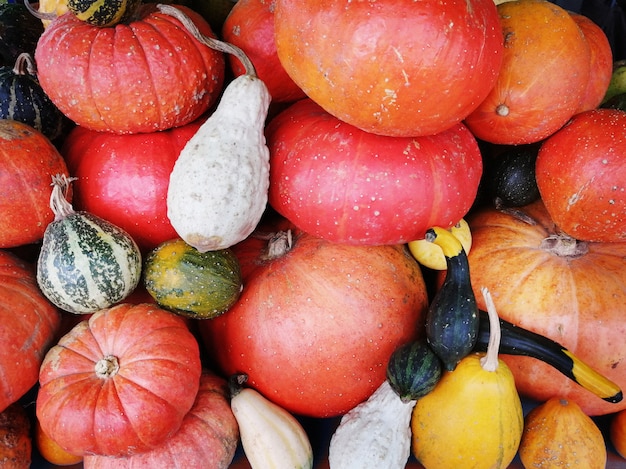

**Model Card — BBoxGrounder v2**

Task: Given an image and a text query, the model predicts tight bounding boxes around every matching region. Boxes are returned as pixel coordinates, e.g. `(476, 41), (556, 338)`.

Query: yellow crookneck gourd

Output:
(411, 287), (523, 469)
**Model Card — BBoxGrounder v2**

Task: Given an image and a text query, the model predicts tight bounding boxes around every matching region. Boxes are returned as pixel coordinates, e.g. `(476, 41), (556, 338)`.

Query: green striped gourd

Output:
(37, 174), (142, 314)
(67, 0), (142, 26)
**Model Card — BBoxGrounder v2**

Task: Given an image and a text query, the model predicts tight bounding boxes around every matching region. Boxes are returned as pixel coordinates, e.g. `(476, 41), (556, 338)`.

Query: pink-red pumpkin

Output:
(0, 250), (60, 413)
(0, 120), (70, 248)
(199, 217), (429, 418)
(35, 5), (225, 134)
(83, 371), (239, 469)
(273, 0), (503, 137)
(536, 108), (626, 243)
(62, 119), (204, 253)
(36, 303), (202, 456)
(266, 98), (483, 245)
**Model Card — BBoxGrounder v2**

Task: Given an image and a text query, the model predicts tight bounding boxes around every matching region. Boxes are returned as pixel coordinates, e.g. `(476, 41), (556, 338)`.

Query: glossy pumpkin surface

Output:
(83, 371), (239, 469)
(266, 99), (483, 245)
(466, 201), (626, 415)
(36, 303), (202, 457)
(465, 0), (591, 144)
(0, 120), (70, 248)
(536, 108), (626, 243)
(0, 250), (60, 413)
(34, 5), (225, 134)
(62, 119), (203, 253)
(199, 220), (429, 418)
(273, 0), (503, 137)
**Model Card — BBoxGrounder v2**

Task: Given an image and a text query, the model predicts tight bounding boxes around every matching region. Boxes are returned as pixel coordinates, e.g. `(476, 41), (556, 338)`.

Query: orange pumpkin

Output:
(611, 408), (626, 459)
(519, 397), (606, 468)
(465, 0), (591, 144)
(465, 201), (626, 415)
(0, 403), (31, 469)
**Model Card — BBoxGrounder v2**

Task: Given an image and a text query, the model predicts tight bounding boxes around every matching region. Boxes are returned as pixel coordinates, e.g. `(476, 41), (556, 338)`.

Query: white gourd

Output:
(159, 4), (271, 252)
(328, 380), (416, 469)
(230, 375), (313, 469)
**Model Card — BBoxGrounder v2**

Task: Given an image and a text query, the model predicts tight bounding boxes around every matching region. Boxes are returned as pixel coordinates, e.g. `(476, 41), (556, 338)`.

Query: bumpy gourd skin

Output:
(424, 226), (479, 371)
(68, 0), (141, 26)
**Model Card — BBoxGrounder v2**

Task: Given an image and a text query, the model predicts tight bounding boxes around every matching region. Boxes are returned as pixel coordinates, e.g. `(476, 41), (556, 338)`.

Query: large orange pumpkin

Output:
(199, 218), (428, 418)
(0, 120), (70, 248)
(0, 250), (60, 413)
(273, 0), (503, 137)
(465, 201), (626, 415)
(464, 0), (591, 145)
(34, 5), (225, 134)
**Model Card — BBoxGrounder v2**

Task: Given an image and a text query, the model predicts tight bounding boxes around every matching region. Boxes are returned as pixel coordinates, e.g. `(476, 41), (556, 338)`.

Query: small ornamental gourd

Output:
(143, 238), (243, 319)
(0, 53), (67, 141)
(424, 226), (479, 370)
(229, 374), (313, 469)
(411, 288), (524, 469)
(161, 4), (271, 251)
(386, 339), (442, 402)
(328, 379), (416, 469)
(407, 219), (472, 270)
(37, 174), (142, 314)
(66, 0), (142, 26)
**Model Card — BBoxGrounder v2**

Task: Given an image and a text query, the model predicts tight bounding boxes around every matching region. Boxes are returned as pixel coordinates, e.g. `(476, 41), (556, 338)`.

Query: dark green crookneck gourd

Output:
(474, 311), (623, 404)
(424, 226), (479, 371)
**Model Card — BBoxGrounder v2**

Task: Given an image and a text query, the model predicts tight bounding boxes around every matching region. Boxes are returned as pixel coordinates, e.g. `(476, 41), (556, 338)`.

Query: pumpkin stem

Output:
(13, 53), (37, 76)
(49, 174), (77, 221)
(23, 0), (58, 21)
(540, 234), (589, 258)
(156, 4), (258, 77)
(479, 287), (501, 372)
(228, 373), (248, 399)
(94, 355), (120, 379)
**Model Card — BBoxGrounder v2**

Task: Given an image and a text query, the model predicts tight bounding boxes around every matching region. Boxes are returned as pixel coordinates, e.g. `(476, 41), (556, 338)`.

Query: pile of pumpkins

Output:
(0, 0), (626, 467)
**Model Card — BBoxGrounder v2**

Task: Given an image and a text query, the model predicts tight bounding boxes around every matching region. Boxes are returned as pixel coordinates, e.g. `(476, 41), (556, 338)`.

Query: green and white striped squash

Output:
(37, 175), (142, 314)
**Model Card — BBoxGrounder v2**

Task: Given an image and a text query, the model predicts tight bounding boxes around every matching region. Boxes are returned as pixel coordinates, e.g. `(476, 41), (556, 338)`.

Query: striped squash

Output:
(37, 175), (142, 314)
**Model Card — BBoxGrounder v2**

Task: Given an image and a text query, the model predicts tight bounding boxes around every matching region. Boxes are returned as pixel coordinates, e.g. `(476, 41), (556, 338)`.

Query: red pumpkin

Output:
(62, 119), (203, 253)
(0, 250), (60, 412)
(536, 108), (626, 243)
(266, 99), (483, 245)
(36, 303), (202, 456)
(221, 0), (305, 104)
(572, 13), (613, 113)
(273, 0), (503, 137)
(83, 371), (239, 469)
(199, 218), (429, 418)
(0, 120), (69, 248)
(464, 0), (591, 144)
(466, 201), (626, 416)
(35, 5), (225, 134)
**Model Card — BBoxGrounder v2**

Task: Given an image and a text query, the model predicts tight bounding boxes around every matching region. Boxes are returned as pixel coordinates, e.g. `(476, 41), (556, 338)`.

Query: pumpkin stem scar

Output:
(95, 355), (120, 379)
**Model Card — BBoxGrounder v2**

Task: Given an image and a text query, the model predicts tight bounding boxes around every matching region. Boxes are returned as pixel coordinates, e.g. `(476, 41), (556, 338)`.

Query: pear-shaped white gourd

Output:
(159, 4), (271, 252)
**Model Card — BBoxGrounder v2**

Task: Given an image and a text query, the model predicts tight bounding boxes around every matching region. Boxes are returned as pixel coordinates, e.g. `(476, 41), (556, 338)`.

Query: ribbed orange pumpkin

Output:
(34, 4), (225, 134)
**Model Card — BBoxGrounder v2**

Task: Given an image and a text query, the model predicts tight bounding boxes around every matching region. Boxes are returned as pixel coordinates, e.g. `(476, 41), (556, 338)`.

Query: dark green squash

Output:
(143, 238), (243, 319)
(386, 339), (442, 402)
(0, 53), (68, 142)
(0, 3), (44, 67)
(474, 310), (623, 404)
(424, 226), (479, 371)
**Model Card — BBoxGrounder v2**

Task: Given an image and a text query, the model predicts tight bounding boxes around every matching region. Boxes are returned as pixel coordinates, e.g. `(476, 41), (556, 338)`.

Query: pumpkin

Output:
(34, 418), (83, 466)
(571, 13), (613, 112)
(518, 397), (606, 469)
(0, 119), (70, 248)
(535, 108), (626, 243)
(273, 0), (503, 137)
(464, 0), (592, 145)
(0, 53), (68, 142)
(465, 200), (626, 415)
(0, 403), (31, 469)
(611, 408), (626, 459)
(62, 119), (203, 253)
(198, 218), (429, 418)
(82, 370), (239, 469)
(36, 302), (202, 457)
(0, 250), (61, 413)
(266, 98), (483, 246)
(34, 4), (225, 134)
(221, 0), (306, 104)
(143, 238), (243, 319)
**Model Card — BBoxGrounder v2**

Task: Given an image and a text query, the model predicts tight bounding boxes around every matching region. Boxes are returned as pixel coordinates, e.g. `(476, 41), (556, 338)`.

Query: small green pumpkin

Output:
(143, 238), (243, 319)
(0, 53), (68, 142)
(386, 339), (442, 402)
(37, 175), (142, 314)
